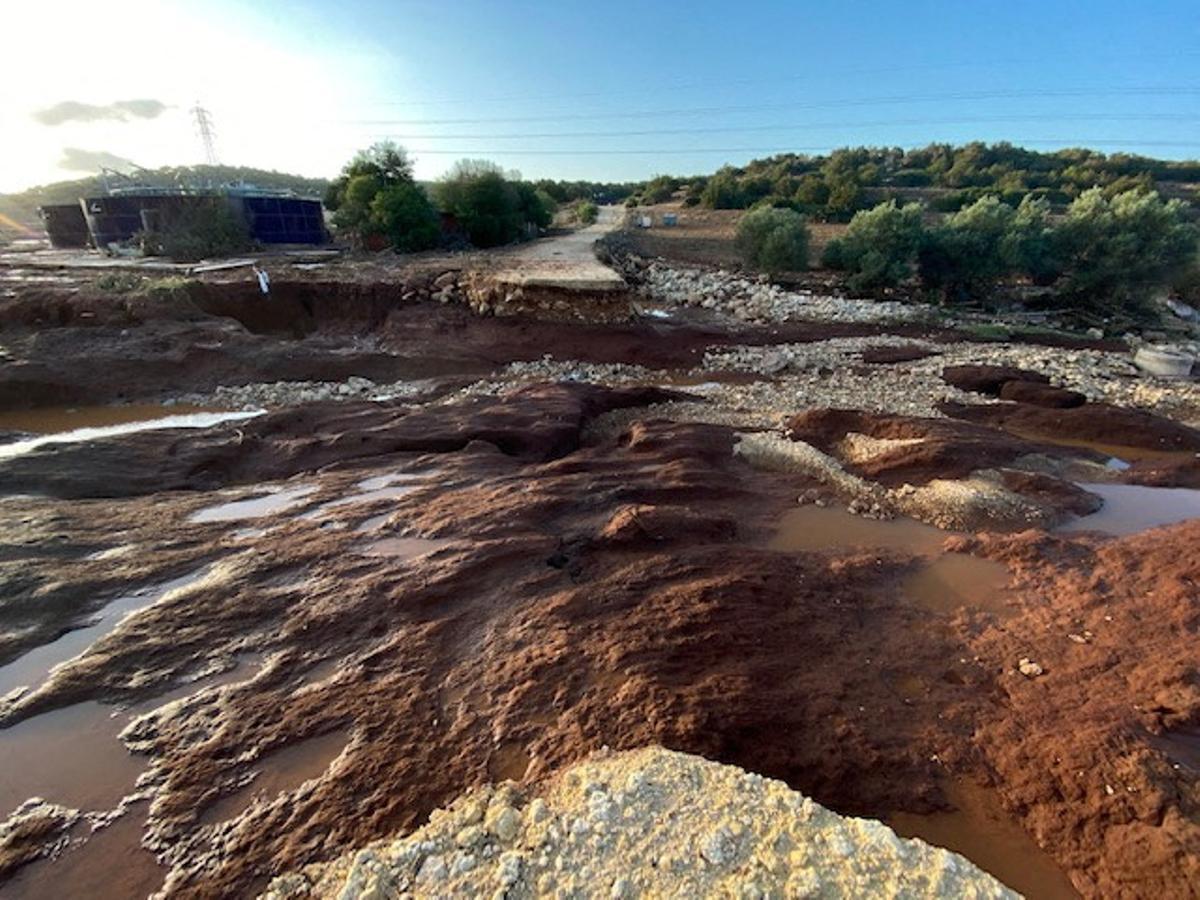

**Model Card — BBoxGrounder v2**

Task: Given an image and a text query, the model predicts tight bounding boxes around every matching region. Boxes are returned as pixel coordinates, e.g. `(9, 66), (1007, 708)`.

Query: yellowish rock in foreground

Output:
(263, 746), (1018, 899)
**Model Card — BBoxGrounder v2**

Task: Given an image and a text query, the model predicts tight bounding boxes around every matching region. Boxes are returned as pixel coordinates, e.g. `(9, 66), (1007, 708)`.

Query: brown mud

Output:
(0, 383), (1196, 898)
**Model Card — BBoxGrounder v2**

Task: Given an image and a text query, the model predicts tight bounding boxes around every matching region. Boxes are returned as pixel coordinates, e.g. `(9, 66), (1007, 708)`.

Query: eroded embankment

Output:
(0, 383), (1197, 898)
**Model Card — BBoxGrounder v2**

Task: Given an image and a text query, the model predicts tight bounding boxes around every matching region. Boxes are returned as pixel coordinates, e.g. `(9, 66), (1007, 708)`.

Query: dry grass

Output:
(622, 202), (846, 270)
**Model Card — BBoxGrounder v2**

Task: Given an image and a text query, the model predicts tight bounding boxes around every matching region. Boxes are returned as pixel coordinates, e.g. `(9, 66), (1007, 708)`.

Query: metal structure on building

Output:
(38, 204), (91, 248)
(40, 184), (327, 250)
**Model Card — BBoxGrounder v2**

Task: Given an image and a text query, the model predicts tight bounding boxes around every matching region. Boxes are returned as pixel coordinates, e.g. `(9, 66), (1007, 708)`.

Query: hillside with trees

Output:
(626, 142), (1200, 222)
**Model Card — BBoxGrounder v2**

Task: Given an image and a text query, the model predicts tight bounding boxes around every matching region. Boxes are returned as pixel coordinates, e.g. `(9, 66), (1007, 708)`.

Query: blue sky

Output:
(3, 0), (1197, 190)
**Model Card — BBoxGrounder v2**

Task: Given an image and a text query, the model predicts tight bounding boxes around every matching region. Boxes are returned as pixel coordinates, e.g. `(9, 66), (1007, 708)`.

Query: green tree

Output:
(918, 195), (1017, 301)
(701, 168), (747, 209)
(821, 201), (925, 291)
(1053, 188), (1199, 316)
(326, 142), (437, 251)
(369, 182), (439, 253)
(735, 207), (810, 274)
(434, 159), (549, 248)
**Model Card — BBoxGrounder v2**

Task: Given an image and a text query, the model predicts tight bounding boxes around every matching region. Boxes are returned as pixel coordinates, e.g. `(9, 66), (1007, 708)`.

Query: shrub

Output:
(368, 182), (440, 253)
(434, 160), (549, 248)
(1000, 195), (1060, 285)
(735, 207), (810, 274)
(326, 142), (438, 251)
(575, 200), (599, 225)
(641, 175), (678, 205)
(821, 201), (924, 291)
(1053, 188), (1199, 316)
(145, 199), (253, 262)
(701, 169), (748, 209)
(918, 196), (1017, 301)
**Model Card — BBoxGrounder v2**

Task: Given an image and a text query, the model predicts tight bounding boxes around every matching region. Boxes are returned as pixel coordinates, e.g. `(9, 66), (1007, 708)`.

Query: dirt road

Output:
(495, 205), (626, 291)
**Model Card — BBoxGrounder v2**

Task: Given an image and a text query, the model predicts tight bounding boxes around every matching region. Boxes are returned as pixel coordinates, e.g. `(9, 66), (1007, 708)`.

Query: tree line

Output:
(625, 142), (1200, 222)
(735, 189), (1199, 324)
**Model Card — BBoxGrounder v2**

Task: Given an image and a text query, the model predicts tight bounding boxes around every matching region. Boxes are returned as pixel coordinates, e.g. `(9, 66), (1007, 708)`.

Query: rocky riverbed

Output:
(1, 249), (1199, 899)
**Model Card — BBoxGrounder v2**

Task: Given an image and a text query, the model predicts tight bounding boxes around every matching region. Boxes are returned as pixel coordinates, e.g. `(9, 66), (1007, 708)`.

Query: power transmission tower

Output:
(191, 103), (219, 166)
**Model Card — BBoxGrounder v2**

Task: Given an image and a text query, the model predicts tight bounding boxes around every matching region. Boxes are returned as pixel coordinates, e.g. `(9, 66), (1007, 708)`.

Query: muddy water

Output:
(769, 506), (1014, 617)
(891, 780), (1080, 899)
(0, 656), (262, 821)
(0, 567), (209, 699)
(0, 409), (263, 460)
(1147, 726), (1200, 773)
(358, 536), (452, 559)
(1062, 483), (1200, 535)
(0, 404), (224, 435)
(200, 729), (350, 825)
(902, 553), (1013, 617)
(768, 506), (952, 555)
(3, 804), (163, 900)
(1004, 426), (1199, 465)
(190, 485), (316, 523)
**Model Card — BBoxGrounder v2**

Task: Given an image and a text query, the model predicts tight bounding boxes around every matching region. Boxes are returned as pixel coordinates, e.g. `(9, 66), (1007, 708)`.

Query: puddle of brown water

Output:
(1004, 426), (1199, 465)
(890, 780), (1079, 900)
(199, 729), (349, 825)
(0, 409), (262, 460)
(768, 506), (953, 555)
(1061, 483), (1200, 535)
(358, 537), (451, 559)
(0, 702), (144, 820)
(3, 804), (162, 900)
(0, 656), (262, 821)
(190, 485), (315, 523)
(902, 553), (1013, 617)
(0, 567), (209, 700)
(0, 404), (222, 435)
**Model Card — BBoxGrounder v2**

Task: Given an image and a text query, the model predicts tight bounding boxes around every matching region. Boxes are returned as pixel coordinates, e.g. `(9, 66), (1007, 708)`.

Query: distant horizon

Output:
(3, 0), (1197, 193)
(5, 138), (1200, 200)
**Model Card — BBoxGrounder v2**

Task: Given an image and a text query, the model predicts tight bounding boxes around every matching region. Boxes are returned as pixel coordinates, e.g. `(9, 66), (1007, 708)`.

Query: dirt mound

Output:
(942, 364), (1051, 395)
(786, 407), (1052, 485)
(266, 747), (1017, 899)
(941, 399), (1200, 453)
(0, 383), (680, 499)
(998, 380), (1088, 408)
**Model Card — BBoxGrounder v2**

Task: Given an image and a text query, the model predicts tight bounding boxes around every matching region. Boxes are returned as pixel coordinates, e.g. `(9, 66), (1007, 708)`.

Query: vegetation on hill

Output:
(630, 142), (1200, 222)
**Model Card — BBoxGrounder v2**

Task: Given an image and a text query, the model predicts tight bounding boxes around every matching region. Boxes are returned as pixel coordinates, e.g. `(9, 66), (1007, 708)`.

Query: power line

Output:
(368, 113), (1200, 142)
(371, 51), (1200, 107)
(395, 139), (1198, 156)
(345, 87), (1200, 127)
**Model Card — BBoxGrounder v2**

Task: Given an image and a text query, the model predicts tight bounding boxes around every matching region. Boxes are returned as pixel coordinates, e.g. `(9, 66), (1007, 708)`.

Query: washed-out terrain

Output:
(1, 213), (1199, 899)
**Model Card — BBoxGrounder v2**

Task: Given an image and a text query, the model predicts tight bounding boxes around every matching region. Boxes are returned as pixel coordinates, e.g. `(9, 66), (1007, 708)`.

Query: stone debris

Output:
(172, 376), (429, 410)
(636, 261), (930, 324)
(262, 747), (1017, 899)
(1018, 658), (1045, 678)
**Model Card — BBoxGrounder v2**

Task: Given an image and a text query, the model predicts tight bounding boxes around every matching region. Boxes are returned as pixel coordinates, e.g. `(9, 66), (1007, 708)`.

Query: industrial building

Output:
(39, 186), (327, 250)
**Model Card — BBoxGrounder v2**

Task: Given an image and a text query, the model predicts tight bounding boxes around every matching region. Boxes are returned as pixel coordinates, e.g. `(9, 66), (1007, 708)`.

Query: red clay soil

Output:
(787, 407), (1070, 485)
(946, 522), (1200, 897)
(1, 385), (1197, 897)
(941, 399), (1200, 454)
